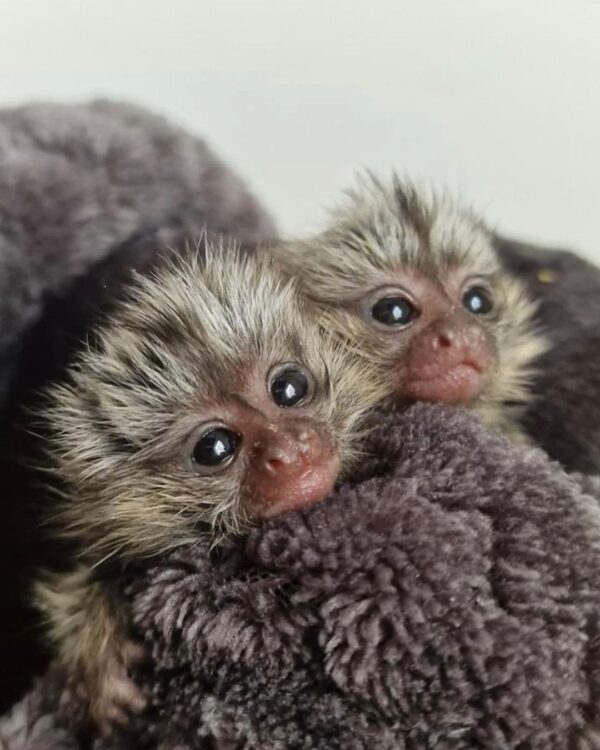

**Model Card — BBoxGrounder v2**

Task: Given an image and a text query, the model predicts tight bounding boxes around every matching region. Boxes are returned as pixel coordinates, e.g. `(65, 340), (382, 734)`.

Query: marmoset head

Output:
(277, 174), (546, 418)
(44, 246), (384, 561)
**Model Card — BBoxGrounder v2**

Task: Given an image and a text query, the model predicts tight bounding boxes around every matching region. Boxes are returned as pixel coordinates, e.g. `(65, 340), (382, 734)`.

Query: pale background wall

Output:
(2, 0), (599, 261)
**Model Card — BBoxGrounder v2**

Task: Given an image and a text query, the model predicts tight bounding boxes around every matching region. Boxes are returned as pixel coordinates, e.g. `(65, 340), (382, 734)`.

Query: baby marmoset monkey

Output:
(35, 246), (385, 730)
(276, 174), (547, 441)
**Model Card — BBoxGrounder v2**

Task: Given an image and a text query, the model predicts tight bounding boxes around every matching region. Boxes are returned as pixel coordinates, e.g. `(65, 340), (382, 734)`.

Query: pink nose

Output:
(408, 320), (489, 380)
(251, 426), (340, 518)
(256, 427), (318, 478)
(432, 331), (453, 350)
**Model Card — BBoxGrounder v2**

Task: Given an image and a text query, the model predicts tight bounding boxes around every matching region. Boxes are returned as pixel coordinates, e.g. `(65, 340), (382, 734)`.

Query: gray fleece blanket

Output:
(0, 98), (275, 407)
(2, 100), (600, 749)
(4, 405), (600, 750)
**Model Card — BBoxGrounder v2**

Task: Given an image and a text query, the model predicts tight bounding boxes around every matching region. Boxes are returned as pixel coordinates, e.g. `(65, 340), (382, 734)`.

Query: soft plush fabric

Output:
(495, 236), (600, 473)
(0, 99), (276, 714)
(3, 404), (600, 749)
(0, 98), (276, 408)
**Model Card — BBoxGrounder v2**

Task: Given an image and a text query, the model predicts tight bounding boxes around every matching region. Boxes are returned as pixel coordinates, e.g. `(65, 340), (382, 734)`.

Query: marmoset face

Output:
(46, 248), (385, 559)
(278, 174), (546, 420)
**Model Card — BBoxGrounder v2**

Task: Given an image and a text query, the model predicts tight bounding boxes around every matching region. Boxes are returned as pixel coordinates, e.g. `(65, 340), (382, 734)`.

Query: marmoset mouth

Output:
(260, 452), (341, 518)
(404, 362), (483, 405)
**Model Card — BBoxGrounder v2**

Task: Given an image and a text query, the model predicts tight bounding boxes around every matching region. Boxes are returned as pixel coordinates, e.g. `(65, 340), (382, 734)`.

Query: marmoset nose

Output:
(257, 427), (319, 477)
(409, 317), (488, 375)
(431, 329), (453, 350)
(424, 320), (469, 353)
(403, 314), (493, 405)
(251, 424), (340, 518)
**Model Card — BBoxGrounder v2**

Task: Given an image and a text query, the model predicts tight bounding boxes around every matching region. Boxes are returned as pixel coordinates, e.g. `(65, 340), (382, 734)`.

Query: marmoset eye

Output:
(462, 286), (494, 315)
(270, 368), (310, 407)
(371, 296), (418, 327)
(192, 427), (241, 468)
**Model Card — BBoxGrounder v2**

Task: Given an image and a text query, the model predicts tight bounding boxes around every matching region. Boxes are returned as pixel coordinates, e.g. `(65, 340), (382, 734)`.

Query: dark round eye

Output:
(371, 296), (417, 327)
(270, 369), (309, 408)
(192, 428), (241, 467)
(462, 286), (494, 315)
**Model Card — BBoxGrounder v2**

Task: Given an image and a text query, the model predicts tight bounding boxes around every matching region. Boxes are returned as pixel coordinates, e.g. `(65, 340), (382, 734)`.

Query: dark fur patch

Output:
(117, 353), (159, 392)
(102, 427), (137, 455)
(392, 178), (432, 250)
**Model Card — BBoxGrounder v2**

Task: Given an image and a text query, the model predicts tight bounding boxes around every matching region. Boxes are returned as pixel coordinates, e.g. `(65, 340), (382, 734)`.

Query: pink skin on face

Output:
(358, 268), (497, 406)
(404, 315), (493, 404)
(206, 376), (342, 519)
(404, 363), (483, 404)
(249, 423), (341, 517)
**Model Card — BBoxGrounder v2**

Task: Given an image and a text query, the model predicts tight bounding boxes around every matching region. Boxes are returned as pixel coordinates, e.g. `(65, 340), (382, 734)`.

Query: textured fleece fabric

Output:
(3, 404), (600, 749)
(0, 98), (275, 407)
(496, 236), (600, 474)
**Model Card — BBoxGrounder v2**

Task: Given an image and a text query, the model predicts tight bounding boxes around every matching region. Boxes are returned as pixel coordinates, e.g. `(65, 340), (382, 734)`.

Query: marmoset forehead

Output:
(291, 176), (503, 304)
(85, 264), (329, 412)
(333, 210), (497, 275)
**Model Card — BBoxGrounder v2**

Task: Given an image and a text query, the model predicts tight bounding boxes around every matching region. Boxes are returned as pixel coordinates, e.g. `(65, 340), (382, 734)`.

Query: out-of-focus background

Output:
(2, 0), (599, 260)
